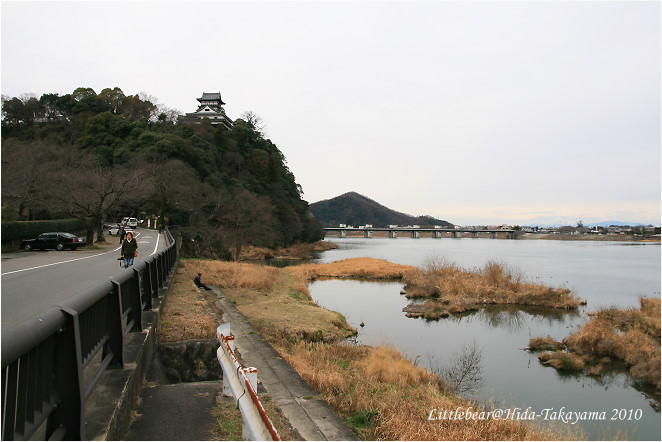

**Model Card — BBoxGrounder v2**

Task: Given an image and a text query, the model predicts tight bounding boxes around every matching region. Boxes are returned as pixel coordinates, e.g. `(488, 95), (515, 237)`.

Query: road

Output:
(1, 228), (165, 329)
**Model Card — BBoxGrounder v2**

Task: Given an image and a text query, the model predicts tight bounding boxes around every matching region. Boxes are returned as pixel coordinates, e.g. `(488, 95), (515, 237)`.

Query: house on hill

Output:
(178, 92), (233, 129)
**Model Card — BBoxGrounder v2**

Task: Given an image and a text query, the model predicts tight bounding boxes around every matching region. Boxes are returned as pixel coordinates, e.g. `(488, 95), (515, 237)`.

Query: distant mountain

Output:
(590, 221), (653, 227)
(309, 192), (454, 228)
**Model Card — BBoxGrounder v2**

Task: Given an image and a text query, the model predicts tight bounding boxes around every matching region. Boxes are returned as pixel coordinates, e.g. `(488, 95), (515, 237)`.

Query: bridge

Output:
(324, 227), (518, 239)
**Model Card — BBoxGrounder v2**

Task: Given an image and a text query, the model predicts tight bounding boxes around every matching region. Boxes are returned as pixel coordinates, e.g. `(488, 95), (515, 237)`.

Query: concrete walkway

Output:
(125, 286), (358, 441)
(213, 291), (359, 441)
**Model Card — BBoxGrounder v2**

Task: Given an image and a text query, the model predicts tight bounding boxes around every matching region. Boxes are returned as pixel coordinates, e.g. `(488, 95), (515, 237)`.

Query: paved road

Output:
(1, 228), (165, 329)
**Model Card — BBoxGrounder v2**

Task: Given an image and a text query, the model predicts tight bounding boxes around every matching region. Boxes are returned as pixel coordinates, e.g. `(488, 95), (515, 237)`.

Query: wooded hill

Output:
(1, 88), (323, 259)
(309, 192), (453, 228)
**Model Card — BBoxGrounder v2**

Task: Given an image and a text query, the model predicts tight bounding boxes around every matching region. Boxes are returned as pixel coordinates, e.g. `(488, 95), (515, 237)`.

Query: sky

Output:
(1, 0), (660, 226)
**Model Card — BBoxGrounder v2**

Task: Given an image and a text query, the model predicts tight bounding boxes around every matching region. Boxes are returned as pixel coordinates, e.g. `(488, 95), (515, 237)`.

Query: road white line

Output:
(1, 231), (154, 276)
(151, 232), (161, 256)
(1, 247), (122, 276)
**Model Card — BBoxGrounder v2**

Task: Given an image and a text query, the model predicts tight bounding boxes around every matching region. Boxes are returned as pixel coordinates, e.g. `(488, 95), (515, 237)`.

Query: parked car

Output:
(22, 232), (87, 251)
(121, 217), (130, 226)
(127, 217), (138, 228)
(105, 223), (121, 235)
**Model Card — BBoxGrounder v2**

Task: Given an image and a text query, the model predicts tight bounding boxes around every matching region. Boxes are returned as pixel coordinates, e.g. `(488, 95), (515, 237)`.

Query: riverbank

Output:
(179, 257), (570, 439)
(236, 240), (338, 261)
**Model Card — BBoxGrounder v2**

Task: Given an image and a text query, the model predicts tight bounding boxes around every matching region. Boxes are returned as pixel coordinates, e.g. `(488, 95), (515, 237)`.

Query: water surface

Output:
(310, 238), (660, 440)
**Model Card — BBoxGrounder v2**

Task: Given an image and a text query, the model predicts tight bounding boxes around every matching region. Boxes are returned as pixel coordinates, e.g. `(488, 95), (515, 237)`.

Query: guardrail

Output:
(2, 229), (178, 441)
(216, 323), (281, 441)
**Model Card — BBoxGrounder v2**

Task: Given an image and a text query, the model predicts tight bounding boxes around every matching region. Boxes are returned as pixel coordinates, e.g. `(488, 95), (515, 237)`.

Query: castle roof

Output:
(198, 92), (225, 105)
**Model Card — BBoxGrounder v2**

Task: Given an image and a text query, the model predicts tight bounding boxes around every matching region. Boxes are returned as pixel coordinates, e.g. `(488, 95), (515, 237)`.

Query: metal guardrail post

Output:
(138, 263), (153, 311)
(48, 309), (85, 440)
(216, 324), (281, 441)
(106, 281), (126, 367)
(2, 229), (179, 441)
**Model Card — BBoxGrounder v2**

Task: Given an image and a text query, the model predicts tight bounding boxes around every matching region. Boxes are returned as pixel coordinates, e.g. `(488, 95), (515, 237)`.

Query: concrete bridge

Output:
(324, 227), (518, 239)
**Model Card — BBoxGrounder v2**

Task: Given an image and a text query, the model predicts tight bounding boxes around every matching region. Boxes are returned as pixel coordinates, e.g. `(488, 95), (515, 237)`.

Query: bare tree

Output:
(429, 341), (484, 397)
(240, 111), (266, 136)
(45, 152), (144, 243)
(211, 188), (278, 261)
(1, 141), (59, 219)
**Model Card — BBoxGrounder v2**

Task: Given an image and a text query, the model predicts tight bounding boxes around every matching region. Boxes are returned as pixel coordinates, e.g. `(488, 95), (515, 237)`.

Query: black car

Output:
(22, 232), (87, 251)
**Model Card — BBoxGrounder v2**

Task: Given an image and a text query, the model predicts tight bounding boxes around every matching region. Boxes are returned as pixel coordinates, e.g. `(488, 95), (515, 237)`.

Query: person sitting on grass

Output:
(194, 273), (211, 291)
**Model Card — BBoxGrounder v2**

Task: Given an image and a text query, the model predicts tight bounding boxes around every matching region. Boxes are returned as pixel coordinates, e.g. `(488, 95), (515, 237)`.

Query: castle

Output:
(178, 92), (233, 129)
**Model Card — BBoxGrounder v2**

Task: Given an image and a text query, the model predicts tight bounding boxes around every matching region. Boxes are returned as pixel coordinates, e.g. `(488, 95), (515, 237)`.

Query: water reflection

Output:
(410, 304), (582, 332)
(309, 276), (660, 440)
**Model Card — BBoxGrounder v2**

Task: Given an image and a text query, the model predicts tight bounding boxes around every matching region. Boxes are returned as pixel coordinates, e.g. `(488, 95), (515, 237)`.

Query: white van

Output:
(127, 217), (138, 228)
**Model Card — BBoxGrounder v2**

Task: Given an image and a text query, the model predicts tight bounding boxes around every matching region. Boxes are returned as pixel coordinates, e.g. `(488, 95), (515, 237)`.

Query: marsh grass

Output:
(563, 298), (661, 389)
(528, 336), (565, 352)
(532, 298), (660, 390)
(403, 259), (583, 318)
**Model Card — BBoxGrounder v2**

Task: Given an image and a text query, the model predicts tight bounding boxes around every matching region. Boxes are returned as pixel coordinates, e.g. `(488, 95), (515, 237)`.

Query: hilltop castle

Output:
(178, 92), (233, 129)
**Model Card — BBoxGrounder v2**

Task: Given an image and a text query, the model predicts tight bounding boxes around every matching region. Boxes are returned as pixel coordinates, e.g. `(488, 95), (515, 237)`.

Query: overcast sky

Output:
(2, 1), (660, 226)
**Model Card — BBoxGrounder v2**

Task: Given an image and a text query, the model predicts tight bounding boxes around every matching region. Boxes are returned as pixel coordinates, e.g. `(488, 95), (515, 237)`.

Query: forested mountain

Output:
(1, 88), (323, 259)
(309, 192), (453, 228)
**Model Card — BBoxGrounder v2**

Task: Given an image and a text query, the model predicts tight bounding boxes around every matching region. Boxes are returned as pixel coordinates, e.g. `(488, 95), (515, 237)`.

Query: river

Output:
(309, 237), (660, 440)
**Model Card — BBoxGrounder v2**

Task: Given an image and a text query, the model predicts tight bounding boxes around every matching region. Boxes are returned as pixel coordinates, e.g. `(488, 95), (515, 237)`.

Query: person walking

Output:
(121, 231), (138, 268)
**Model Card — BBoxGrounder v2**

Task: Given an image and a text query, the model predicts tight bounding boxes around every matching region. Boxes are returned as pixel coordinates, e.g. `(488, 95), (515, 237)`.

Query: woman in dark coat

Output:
(121, 231), (138, 268)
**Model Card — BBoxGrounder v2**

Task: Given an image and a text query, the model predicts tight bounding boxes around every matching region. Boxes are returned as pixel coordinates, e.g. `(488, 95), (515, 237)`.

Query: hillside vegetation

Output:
(309, 191), (453, 228)
(1, 88), (322, 258)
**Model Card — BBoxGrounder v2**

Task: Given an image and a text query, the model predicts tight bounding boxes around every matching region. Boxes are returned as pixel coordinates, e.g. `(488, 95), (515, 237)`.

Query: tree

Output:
(2, 96), (29, 125)
(43, 151), (144, 243)
(98, 87), (126, 114)
(118, 94), (153, 120)
(1, 140), (59, 220)
(212, 189), (278, 261)
(39, 93), (63, 120)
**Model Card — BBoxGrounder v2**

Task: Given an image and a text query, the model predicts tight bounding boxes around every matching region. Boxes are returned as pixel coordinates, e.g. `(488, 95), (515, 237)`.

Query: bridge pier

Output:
(364, 230), (372, 238)
(433, 231), (442, 238)
(389, 231), (397, 239)
(338, 230), (346, 238)
(411, 231), (420, 239)
(453, 231), (459, 238)
(491, 232), (497, 239)
(472, 231), (478, 238)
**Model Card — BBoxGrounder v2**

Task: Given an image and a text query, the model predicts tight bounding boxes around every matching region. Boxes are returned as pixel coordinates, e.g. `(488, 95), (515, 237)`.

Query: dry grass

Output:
(290, 257), (416, 283)
(178, 257), (573, 440)
(561, 297), (661, 389)
(538, 351), (586, 371)
(181, 259), (357, 343)
(182, 258), (280, 291)
(402, 260), (583, 317)
(237, 241), (338, 260)
(278, 340), (555, 440)
(528, 336), (565, 352)
(530, 298), (660, 390)
(158, 267), (217, 342)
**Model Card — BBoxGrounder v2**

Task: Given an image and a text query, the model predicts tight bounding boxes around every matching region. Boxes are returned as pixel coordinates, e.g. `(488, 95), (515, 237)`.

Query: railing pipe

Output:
(216, 324), (281, 441)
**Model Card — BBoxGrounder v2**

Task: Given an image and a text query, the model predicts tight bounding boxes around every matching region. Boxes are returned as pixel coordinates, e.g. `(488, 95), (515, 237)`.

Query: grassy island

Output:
(401, 259), (585, 319)
(176, 257), (576, 440)
(529, 298), (661, 391)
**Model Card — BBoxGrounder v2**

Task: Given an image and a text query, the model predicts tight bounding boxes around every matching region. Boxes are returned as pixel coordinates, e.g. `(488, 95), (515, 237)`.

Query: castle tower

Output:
(179, 92), (233, 129)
